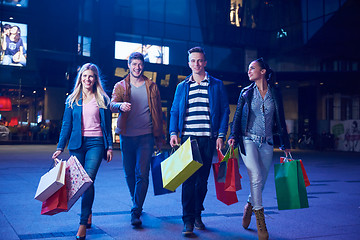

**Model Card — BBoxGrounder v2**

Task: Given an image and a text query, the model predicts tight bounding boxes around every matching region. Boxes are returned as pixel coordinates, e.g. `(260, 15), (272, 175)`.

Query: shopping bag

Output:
(224, 156), (242, 192)
(274, 160), (309, 210)
(216, 149), (228, 183)
(212, 156), (238, 205)
(280, 154), (310, 187)
(41, 184), (68, 215)
(217, 146), (240, 182)
(65, 155), (93, 210)
(161, 138), (203, 191)
(151, 151), (175, 196)
(34, 159), (66, 202)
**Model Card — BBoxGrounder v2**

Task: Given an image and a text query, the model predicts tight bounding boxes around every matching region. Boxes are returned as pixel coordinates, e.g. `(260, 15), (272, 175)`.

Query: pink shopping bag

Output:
(65, 156), (93, 210)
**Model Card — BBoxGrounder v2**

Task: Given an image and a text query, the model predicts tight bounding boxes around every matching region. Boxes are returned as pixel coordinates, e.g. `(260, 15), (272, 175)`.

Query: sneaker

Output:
(131, 213), (142, 226)
(182, 222), (194, 237)
(194, 217), (205, 230)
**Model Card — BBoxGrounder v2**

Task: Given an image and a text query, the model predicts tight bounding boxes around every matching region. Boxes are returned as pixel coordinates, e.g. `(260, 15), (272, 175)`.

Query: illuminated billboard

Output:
(115, 41), (169, 65)
(1, 21), (28, 67)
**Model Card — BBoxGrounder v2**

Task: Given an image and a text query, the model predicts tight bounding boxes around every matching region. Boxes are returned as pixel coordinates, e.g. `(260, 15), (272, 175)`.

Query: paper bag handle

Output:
(54, 158), (61, 165)
(282, 152), (293, 162)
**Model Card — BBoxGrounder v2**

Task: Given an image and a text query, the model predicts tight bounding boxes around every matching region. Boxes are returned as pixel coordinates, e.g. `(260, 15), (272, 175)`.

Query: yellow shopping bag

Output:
(161, 138), (203, 191)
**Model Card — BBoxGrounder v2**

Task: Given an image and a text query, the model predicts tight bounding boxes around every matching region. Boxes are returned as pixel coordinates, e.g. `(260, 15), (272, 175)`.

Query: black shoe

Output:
(131, 213), (142, 226)
(182, 222), (194, 237)
(75, 236), (86, 240)
(194, 217), (205, 230)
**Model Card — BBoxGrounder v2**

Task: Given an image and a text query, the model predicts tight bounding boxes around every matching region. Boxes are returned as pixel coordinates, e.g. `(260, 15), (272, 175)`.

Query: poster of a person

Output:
(1, 21), (27, 67)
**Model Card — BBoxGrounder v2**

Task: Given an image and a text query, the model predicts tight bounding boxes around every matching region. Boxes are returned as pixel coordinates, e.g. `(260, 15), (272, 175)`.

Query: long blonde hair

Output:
(66, 63), (110, 109)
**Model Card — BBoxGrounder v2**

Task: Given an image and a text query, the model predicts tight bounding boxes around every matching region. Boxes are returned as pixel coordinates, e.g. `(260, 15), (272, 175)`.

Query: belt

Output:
(245, 133), (270, 144)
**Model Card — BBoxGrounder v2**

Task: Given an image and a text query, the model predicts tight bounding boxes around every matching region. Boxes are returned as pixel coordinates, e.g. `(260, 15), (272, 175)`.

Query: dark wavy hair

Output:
(254, 57), (274, 83)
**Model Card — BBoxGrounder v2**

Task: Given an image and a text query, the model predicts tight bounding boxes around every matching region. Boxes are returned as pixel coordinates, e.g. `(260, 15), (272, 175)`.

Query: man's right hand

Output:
(169, 135), (179, 148)
(120, 102), (131, 112)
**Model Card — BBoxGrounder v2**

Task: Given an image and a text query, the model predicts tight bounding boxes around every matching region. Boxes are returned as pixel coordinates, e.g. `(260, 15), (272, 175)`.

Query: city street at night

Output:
(0, 145), (359, 240)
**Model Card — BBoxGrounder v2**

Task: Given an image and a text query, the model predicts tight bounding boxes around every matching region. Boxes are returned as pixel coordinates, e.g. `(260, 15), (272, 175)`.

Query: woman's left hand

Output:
(106, 149), (113, 162)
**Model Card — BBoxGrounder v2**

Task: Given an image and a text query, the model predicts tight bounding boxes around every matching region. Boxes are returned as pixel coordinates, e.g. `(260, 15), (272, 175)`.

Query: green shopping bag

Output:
(274, 160), (309, 210)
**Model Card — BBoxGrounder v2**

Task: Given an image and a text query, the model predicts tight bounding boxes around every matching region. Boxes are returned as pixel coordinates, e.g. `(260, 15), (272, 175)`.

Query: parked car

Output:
(0, 125), (10, 141)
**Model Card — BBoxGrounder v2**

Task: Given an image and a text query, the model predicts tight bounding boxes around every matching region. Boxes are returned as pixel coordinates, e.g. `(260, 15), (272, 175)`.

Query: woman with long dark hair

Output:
(228, 58), (290, 240)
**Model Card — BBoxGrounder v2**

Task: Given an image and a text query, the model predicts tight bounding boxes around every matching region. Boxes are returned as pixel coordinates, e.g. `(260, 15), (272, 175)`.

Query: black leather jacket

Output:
(230, 82), (290, 155)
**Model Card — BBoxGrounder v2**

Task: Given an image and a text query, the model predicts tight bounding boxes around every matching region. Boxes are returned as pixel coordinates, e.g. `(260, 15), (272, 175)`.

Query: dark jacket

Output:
(169, 74), (230, 138)
(230, 82), (290, 155)
(57, 97), (113, 151)
(110, 74), (163, 138)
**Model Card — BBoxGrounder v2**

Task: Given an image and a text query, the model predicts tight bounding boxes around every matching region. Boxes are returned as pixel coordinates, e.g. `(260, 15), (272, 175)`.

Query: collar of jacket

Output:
(121, 74), (152, 96)
(242, 82), (276, 99)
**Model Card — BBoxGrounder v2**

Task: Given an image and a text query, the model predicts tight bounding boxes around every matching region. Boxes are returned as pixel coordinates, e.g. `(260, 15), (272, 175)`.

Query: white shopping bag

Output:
(34, 159), (66, 202)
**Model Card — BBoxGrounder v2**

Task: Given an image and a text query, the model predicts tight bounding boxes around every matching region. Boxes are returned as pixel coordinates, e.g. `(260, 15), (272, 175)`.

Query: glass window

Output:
(341, 97), (352, 120)
(149, 0), (165, 22)
(78, 36), (91, 57)
(165, 0), (189, 25)
(325, 0), (339, 15)
(307, 0), (323, 21)
(132, 0), (149, 20)
(230, 0), (242, 27)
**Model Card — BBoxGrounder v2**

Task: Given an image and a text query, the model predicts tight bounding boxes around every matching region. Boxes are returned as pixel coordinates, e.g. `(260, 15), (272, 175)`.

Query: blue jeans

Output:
(2, 54), (26, 66)
(181, 136), (215, 224)
(120, 134), (154, 216)
(240, 136), (273, 210)
(69, 137), (104, 225)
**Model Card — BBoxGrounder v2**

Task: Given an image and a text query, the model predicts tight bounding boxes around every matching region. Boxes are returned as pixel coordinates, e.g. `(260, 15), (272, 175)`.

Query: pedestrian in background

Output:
(52, 63), (113, 240)
(110, 52), (163, 227)
(169, 46), (230, 237)
(228, 58), (291, 240)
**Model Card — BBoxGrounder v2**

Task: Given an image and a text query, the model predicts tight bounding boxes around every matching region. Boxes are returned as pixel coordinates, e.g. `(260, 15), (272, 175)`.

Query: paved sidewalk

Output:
(0, 145), (359, 240)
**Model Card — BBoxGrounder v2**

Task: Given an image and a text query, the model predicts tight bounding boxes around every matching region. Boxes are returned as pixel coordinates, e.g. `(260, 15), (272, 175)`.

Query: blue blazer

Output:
(57, 97), (113, 151)
(169, 74), (230, 138)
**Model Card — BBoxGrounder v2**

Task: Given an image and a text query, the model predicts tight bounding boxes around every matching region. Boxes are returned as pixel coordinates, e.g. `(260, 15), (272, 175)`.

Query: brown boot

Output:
(254, 208), (269, 240)
(242, 202), (252, 229)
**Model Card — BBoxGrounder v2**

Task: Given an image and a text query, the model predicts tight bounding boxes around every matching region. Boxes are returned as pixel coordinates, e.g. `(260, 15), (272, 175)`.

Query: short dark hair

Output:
(128, 52), (144, 65)
(188, 46), (206, 60)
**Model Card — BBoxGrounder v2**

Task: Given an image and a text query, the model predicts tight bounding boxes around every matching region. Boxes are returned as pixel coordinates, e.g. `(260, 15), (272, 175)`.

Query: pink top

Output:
(82, 97), (103, 137)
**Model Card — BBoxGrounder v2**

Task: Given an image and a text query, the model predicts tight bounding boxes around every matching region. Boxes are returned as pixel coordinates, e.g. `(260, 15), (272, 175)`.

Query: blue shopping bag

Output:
(151, 151), (175, 196)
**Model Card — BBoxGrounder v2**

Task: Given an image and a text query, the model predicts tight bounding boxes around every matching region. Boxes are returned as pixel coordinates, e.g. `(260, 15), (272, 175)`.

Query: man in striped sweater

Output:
(169, 46), (230, 237)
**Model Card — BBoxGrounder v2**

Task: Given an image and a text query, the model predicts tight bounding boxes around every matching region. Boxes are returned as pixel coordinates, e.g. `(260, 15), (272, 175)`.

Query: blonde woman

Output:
(52, 63), (113, 240)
